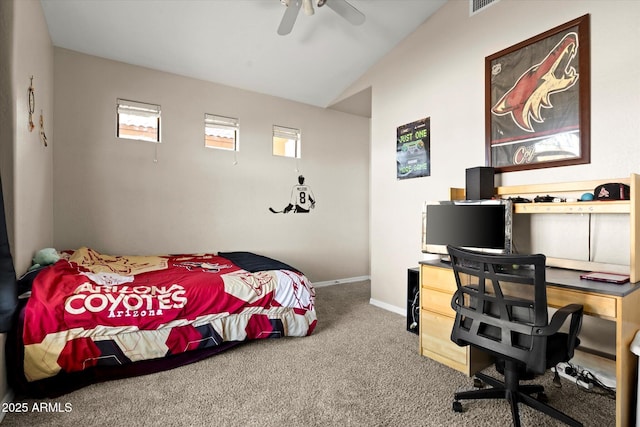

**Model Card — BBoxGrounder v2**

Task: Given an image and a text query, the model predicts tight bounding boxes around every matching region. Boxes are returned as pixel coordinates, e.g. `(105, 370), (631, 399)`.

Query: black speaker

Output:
(406, 268), (419, 335)
(465, 167), (495, 200)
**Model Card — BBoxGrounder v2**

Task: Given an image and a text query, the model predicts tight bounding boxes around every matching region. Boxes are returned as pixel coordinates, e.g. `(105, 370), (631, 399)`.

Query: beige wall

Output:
(1, 0), (54, 409)
(11, 0), (54, 275)
(52, 49), (370, 283)
(335, 0), (640, 357)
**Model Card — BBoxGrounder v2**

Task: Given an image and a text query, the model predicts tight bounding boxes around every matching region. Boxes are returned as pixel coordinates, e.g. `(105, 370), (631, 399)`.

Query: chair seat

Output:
(494, 333), (578, 380)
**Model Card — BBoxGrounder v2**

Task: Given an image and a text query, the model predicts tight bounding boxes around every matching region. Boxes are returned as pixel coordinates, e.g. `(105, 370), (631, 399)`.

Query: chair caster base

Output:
(452, 401), (463, 413)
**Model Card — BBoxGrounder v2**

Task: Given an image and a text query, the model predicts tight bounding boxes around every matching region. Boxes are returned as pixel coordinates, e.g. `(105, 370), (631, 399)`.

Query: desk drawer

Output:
(421, 311), (467, 364)
(500, 282), (617, 319)
(421, 265), (458, 293)
(422, 289), (455, 317)
(546, 287), (617, 319)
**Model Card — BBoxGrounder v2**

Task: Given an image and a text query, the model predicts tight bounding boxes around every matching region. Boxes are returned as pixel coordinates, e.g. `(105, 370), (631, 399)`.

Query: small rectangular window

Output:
(117, 99), (161, 142)
(205, 114), (239, 151)
(273, 125), (300, 158)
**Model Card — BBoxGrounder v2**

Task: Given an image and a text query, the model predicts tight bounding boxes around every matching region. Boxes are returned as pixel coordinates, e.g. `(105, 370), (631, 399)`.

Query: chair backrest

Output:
(447, 245), (550, 374)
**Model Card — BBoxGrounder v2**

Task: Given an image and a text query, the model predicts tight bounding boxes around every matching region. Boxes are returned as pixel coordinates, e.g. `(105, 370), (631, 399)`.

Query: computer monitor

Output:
(422, 199), (513, 256)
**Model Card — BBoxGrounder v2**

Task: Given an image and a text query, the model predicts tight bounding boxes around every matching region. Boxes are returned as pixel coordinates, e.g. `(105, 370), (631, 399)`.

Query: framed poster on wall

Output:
(486, 14), (590, 172)
(397, 117), (430, 180)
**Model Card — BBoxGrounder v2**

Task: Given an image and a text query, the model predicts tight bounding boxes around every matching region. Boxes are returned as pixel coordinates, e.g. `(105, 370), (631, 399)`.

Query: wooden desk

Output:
(419, 260), (640, 427)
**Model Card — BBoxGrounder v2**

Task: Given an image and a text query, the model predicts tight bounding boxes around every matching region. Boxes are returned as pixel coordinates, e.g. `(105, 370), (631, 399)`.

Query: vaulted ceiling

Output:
(40, 0), (446, 116)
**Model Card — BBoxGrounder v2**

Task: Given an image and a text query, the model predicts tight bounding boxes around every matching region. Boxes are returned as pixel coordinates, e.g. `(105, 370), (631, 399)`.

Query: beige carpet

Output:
(3, 281), (615, 426)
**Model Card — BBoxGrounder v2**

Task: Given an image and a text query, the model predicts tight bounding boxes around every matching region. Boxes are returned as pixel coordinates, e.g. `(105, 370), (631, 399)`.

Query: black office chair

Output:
(447, 245), (584, 427)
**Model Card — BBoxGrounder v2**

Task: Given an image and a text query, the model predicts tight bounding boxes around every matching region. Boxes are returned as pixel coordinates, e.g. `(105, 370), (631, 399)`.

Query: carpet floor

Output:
(2, 281), (615, 426)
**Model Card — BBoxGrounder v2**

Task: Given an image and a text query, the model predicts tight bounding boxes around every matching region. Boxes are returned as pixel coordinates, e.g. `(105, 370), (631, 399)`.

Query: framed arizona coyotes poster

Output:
(485, 14), (590, 172)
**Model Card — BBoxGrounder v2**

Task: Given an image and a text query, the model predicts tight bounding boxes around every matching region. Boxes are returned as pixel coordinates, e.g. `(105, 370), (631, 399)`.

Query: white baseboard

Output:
(313, 276), (370, 287)
(370, 298), (406, 316)
(312, 277), (407, 317)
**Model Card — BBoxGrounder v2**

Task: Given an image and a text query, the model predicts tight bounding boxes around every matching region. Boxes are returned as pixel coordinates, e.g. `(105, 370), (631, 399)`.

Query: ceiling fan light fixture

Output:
(277, 0), (365, 35)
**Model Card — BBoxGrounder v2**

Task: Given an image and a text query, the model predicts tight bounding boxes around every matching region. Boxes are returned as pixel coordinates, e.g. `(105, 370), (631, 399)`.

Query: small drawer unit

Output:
(419, 262), (492, 376)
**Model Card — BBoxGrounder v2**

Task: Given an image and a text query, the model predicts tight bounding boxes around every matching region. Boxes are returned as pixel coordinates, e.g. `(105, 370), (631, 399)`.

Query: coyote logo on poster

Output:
(489, 28), (582, 168)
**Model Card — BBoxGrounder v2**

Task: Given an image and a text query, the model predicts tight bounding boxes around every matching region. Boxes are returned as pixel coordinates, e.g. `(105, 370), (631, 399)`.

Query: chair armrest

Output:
(534, 304), (583, 335)
(533, 303), (584, 357)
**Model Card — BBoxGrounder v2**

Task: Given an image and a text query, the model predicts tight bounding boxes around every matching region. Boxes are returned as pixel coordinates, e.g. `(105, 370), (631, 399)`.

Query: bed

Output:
(8, 247), (317, 397)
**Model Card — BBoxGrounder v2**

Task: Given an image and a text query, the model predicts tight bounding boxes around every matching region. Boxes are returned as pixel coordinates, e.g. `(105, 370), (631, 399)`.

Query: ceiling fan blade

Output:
(277, 0), (302, 35)
(325, 0), (365, 26)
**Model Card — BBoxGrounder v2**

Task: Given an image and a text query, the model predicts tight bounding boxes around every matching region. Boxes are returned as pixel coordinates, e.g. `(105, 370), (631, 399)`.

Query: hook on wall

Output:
(28, 76), (35, 132)
(39, 110), (48, 147)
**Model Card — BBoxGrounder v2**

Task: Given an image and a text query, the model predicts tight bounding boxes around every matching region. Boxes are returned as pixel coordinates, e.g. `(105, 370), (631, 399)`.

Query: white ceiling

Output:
(40, 0), (446, 114)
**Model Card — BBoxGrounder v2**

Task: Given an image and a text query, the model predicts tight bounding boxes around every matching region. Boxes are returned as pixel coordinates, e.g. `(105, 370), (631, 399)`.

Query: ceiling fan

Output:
(277, 0), (366, 36)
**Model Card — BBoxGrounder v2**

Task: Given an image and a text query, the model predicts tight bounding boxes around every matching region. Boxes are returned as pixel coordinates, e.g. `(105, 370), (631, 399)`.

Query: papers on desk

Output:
(579, 271), (630, 284)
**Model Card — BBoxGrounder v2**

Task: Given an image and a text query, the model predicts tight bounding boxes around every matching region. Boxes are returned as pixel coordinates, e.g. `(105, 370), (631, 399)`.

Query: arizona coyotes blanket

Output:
(22, 248), (316, 381)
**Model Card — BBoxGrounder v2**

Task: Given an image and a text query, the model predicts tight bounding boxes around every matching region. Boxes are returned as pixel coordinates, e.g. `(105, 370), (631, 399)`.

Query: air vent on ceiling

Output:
(469, 0), (500, 16)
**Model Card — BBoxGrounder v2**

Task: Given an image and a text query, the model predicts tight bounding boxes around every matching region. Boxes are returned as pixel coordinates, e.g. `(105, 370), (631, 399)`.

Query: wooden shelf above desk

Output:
(513, 200), (629, 214)
(451, 173), (640, 283)
(494, 177), (631, 197)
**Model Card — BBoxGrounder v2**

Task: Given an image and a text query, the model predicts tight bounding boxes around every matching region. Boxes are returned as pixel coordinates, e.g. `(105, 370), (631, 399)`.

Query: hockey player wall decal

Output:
(269, 175), (316, 214)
